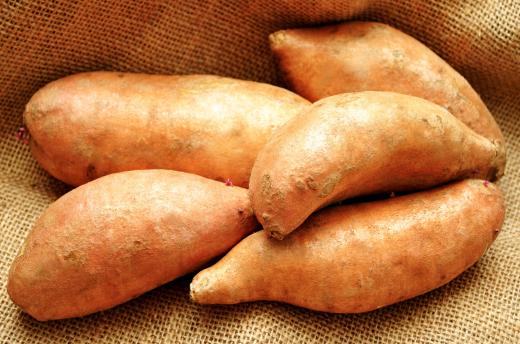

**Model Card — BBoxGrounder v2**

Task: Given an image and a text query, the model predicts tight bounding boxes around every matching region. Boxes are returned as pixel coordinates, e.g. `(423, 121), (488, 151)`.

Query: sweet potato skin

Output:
(7, 170), (257, 321)
(24, 72), (310, 186)
(270, 21), (505, 153)
(249, 91), (503, 239)
(191, 179), (504, 313)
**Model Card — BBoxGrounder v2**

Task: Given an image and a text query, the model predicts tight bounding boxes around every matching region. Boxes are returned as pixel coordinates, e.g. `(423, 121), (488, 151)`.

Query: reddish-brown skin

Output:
(24, 72), (310, 187)
(7, 170), (258, 321)
(270, 21), (505, 157)
(249, 91), (504, 239)
(191, 179), (504, 313)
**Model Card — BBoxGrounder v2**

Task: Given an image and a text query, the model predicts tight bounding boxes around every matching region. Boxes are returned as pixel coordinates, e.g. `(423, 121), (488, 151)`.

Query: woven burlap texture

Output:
(1, 0), (519, 343)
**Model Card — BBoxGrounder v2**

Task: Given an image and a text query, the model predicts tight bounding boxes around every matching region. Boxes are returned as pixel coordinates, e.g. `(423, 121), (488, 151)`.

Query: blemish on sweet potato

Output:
(86, 164), (96, 180)
(295, 180), (305, 190)
(268, 226), (284, 240)
(261, 174), (272, 196)
(319, 172), (342, 198)
(63, 251), (78, 261)
(271, 191), (285, 201)
(25, 108), (45, 122)
(170, 138), (183, 152)
(305, 177), (318, 190)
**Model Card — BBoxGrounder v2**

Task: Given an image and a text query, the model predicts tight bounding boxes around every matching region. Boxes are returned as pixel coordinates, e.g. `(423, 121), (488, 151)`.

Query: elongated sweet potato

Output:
(270, 21), (505, 153)
(249, 91), (504, 239)
(24, 72), (310, 186)
(7, 170), (257, 321)
(191, 179), (505, 313)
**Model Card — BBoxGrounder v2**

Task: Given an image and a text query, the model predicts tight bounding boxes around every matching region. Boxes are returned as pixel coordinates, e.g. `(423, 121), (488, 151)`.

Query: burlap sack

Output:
(1, 0), (518, 342)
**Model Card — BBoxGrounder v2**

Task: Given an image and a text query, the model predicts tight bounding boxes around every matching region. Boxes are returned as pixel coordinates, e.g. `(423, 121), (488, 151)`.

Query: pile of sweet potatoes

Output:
(8, 21), (506, 321)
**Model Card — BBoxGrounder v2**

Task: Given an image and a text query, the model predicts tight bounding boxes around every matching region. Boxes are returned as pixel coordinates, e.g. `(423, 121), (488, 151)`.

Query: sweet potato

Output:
(249, 91), (504, 239)
(24, 72), (310, 186)
(191, 179), (505, 313)
(7, 170), (257, 321)
(270, 21), (505, 152)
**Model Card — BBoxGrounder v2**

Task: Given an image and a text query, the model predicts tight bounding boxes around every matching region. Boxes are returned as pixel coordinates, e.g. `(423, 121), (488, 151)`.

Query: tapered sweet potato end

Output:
(190, 261), (254, 306)
(268, 30), (289, 49)
(7, 265), (25, 313)
(190, 272), (229, 305)
(7, 258), (49, 321)
(250, 189), (294, 241)
(189, 275), (209, 304)
(268, 29), (317, 100)
(266, 227), (286, 240)
(491, 140), (506, 181)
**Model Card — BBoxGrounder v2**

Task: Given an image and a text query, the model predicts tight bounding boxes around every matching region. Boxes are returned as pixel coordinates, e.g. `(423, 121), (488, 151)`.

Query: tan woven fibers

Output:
(0, 0), (519, 342)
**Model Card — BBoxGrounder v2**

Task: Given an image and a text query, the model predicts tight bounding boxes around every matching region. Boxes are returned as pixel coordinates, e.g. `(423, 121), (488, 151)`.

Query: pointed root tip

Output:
(269, 30), (288, 47)
(268, 227), (286, 240)
(189, 275), (210, 304)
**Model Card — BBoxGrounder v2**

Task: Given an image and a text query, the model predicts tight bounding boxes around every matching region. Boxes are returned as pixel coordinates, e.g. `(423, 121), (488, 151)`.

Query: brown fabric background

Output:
(0, 0), (519, 342)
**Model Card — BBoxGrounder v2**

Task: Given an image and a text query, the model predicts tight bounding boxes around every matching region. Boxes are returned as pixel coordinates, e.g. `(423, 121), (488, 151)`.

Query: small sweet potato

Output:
(24, 72), (310, 186)
(7, 170), (257, 321)
(270, 21), (505, 153)
(191, 179), (504, 313)
(249, 91), (504, 239)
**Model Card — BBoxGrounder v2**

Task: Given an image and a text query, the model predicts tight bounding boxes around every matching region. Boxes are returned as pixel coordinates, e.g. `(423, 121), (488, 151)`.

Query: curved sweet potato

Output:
(24, 72), (310, 186)
(270, 21), (505, 153)
(7, 170), (257, 321)
(191, 179), (504, 313)
(249, 91), (503, 239)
